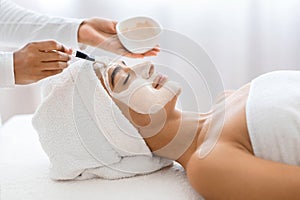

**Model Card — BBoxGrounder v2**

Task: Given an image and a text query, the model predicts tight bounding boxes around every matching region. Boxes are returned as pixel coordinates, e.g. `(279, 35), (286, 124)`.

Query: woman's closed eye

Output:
(110, 60), (129, 88)
(109, 65), (134, 92)
(123, 73), (130, 85)
(111, 66), (122, 88)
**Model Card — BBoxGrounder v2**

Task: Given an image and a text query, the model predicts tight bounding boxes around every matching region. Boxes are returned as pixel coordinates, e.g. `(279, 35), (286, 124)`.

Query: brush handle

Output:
(73, 50), (95, 62)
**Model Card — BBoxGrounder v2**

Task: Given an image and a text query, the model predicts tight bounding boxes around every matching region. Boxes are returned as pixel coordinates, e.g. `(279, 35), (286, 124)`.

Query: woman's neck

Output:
(139, 109), (211, 169)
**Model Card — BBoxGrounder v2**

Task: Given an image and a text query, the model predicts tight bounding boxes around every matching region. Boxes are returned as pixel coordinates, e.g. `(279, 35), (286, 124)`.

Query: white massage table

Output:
(0, 115), (203, 200)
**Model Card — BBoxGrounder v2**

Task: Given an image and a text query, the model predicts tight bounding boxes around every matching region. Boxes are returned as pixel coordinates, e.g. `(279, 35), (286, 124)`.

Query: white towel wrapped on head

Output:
(32, 59), (172, 180)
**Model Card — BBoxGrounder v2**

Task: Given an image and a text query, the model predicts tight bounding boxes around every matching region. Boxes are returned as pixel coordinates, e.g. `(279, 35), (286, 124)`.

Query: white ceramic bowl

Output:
(116, 16), (162, 54)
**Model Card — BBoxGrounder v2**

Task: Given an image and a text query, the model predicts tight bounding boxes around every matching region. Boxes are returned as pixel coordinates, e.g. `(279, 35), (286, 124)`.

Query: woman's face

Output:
(99, 60), (181, 127)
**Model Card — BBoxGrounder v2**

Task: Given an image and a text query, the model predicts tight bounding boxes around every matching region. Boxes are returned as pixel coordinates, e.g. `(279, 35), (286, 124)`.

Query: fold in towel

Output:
(32, 59), (172, 180)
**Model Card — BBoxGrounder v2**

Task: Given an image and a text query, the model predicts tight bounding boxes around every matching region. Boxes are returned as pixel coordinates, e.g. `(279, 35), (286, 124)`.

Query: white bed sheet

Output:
(0, 115), (203, 200)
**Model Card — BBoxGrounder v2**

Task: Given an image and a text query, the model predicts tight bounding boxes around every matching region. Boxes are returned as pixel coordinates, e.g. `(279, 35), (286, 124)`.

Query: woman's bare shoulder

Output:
(186, 143), (244, 199)
(186, 143), (300, 200)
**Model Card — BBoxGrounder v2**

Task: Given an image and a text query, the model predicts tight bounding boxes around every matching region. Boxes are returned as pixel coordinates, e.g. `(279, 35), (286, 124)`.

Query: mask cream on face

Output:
(102, 62), (181, 114)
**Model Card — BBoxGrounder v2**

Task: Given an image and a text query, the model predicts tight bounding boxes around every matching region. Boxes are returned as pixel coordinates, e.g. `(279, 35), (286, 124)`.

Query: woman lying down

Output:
(33, 58), (300, 200)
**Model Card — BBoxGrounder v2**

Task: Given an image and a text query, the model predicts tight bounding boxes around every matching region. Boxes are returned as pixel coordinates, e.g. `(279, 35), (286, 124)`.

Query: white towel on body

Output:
(246, 70), (300, 165)
(32, 59), (172, 180)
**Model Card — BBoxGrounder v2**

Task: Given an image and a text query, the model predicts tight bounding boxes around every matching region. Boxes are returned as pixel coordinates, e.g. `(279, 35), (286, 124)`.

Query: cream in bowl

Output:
(116, 16), (162, 54)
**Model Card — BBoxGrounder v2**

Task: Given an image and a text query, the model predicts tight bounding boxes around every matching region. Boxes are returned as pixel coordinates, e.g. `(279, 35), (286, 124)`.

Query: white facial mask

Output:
(102, 62), (181, 114)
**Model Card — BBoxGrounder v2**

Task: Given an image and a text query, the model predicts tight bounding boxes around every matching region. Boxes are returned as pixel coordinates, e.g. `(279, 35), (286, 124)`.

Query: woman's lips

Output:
(153, 74), (168, 89)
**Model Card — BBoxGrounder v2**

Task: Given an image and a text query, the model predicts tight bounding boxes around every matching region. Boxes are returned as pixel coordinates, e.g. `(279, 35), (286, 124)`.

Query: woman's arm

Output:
(0, 0), (159, 57)
(187, 144), (300, 200)
(0, 0), (81, 48)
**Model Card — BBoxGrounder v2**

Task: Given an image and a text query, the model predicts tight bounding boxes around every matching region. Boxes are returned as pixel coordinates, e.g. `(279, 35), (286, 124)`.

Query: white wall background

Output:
(1, 0), (300, 124)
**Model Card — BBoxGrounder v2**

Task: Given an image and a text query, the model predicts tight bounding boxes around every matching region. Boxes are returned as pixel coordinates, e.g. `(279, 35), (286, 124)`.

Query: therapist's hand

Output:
(77, 18), (160, 58)
(13, 40), (72, 84)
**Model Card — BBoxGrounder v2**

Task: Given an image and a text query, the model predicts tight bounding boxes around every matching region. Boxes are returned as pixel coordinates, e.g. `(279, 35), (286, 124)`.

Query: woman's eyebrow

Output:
(111, 66), (122, 87)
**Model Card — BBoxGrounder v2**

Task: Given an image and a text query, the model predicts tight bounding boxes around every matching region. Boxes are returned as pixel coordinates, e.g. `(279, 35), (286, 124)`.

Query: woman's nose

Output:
(131, 62), (155, 79)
